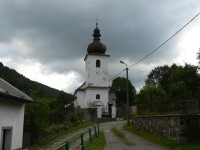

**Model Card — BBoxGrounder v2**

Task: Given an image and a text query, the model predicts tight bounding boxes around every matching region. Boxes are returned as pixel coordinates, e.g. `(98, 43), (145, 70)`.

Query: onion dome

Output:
(87, 23), (107, 54)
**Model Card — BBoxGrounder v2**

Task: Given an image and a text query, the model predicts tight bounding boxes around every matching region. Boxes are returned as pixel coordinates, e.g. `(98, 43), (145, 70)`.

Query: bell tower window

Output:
(96, 94), (100, 99)
(96, 60), (100, 68)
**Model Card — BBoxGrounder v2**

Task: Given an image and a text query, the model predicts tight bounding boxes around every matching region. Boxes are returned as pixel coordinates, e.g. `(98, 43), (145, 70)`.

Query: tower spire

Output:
(87, 23), (106, 54)
(95, 17), (99, 27)
(93, 20), (101, 41)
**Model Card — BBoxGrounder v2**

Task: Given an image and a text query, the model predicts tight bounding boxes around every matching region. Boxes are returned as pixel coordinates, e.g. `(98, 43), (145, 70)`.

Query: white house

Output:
(0, 78), (34, 150)
(74, 24), (116, 119)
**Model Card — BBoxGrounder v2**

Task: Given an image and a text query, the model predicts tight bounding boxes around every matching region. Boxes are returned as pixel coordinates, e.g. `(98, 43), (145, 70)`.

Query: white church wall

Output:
(85, 89), (109, 108)
(97, 106), (102, 118)
(74, 25), (117, 119)
(0, 98), (25, 150)
(85, 55), (109, 87)
(75, 89), (110, 110)
(75, 91), (86, 108)
(111, 106), (116, 118)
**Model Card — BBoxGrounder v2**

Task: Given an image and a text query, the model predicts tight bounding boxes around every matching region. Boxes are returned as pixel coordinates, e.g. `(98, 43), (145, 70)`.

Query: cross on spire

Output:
(95, 17), (99, 26)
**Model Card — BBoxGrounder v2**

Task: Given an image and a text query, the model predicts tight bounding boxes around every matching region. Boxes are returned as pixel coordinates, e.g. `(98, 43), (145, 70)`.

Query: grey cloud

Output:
(0, 0), (200, 91)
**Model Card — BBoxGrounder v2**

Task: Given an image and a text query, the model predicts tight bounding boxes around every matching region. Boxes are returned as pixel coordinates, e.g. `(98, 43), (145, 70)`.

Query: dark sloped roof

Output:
(0, 78), (34, 103)
(74, 82), (87, 95)
(74, 81), (110, 95)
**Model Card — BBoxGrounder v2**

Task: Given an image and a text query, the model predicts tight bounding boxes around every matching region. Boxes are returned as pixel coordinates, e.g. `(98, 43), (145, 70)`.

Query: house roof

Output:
(0, 78), (34, 103)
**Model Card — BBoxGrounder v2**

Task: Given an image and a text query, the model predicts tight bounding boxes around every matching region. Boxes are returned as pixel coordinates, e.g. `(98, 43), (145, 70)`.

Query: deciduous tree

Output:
(145, 65), (170, 91)
(111, 77), (136, 107)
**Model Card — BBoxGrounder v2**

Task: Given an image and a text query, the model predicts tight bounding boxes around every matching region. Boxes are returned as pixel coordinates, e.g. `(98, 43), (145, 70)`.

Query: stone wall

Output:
(76, 108), (97, 122)
(132, 115), (200, 143)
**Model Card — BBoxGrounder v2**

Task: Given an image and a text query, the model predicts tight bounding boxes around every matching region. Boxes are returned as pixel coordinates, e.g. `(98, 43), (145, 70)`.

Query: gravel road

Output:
(101, 120), (167, 150)
(37, 120), (167, 150)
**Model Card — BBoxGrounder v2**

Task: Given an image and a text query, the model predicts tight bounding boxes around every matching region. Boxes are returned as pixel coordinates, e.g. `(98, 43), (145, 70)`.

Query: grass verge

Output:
(85, 131), (106, 150)
(124, 123), (200, 150)
(111, 126), (134, 146)
(29, 122), (95, 150)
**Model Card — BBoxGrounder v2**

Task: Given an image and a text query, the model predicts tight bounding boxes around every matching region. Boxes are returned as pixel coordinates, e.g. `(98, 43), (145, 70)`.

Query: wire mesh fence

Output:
(55, 124), (100, 150)
(137, 95), (200, 115)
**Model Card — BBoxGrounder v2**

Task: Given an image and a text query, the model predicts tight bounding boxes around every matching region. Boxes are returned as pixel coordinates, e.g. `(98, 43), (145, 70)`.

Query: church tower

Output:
(85, 23), (109, 87)
(75, 24), (116, 119)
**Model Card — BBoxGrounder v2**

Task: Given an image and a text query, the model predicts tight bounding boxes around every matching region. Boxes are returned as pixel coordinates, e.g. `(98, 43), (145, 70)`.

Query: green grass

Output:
(85, 131), (106, 150)
(111, 126), (134, 146)
(124, 123), (200, 150)
(29, 122), (95, 150)
(173, 144), (200, 150)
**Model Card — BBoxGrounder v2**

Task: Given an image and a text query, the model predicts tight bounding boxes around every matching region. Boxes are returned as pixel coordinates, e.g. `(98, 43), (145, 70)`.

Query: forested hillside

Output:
(0, 62), (60, 99)
(0, 62), (78, 145)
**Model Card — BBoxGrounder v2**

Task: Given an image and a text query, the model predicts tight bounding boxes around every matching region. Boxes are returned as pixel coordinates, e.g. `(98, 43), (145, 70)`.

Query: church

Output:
(74, 24), (116, 119)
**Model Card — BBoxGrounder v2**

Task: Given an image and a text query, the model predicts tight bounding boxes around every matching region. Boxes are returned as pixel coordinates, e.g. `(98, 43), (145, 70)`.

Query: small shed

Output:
(0, 78), (34, 150)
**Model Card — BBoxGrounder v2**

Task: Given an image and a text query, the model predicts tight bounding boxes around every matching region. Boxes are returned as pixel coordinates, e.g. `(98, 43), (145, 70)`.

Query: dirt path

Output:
(101, 121), (167, 150)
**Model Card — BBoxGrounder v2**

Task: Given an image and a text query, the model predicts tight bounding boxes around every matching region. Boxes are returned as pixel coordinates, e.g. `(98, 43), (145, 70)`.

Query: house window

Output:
(96, 94), (100, 99)
(96, 60), (100, 68)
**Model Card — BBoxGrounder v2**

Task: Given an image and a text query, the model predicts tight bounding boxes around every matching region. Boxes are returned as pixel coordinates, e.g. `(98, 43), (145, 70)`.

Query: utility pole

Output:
(120, 61), (130, 125)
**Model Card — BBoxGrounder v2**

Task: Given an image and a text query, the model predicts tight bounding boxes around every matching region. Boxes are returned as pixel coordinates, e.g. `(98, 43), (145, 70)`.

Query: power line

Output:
(128, 69), (149, 73)
(95, 68), (148, 86)
(108, 70), (125, 82)
(93, 12), (200, 86)
(94, 70), (125, 86)
(128, 12), (200, 69)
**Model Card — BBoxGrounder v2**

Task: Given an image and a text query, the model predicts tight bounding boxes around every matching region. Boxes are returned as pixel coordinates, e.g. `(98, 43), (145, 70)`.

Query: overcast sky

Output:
(0, 0), (200, 93)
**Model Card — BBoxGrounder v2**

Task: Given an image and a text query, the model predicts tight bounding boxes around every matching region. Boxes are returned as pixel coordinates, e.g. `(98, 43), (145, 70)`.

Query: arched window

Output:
(96, 94), (100, 99)
(96, 60), (100, 68)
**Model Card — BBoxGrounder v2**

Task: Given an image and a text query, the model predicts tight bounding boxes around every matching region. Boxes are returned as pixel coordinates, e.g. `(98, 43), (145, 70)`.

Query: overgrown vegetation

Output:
(0, 62), (82, 145)
(124, 123), (200, 150)
(111, 62), (200, 116)
(111, 77), (136, 107)
(30, 122), (94, 149)
(136, 63), (200, 115)
(85, 131), (106, 150)
(111, 126), (134, 146)
(24, 90), (79, 145)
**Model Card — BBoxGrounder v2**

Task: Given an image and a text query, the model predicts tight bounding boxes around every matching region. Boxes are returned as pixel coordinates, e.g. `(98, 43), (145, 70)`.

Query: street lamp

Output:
(120, 61), (130, 125)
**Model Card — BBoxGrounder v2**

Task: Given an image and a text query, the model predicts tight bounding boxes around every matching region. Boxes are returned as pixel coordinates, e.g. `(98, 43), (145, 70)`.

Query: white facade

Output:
(0, 78), (34, 150)
(75, 90), (85, 108)
(75, 54), (110, 109)
(75, 54), (110, 111)
(76, 88), (109, 109)
(85, 54), (109, 87)
(75, 54), (111, 116)
(0, 98), (25, 150)
(74, 25), (116, 119)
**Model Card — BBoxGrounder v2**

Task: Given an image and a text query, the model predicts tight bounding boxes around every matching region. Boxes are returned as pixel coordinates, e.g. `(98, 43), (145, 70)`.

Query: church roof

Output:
(84, 53), (110, 61)
(0, 78), (34, 103)
(87, 23), (107, 54)
(74, 82), (110, 95)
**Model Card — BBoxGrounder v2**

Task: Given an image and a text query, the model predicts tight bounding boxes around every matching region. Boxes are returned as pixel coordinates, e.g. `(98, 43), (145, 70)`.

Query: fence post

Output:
(89, 128), (92, 143)
(94, 125), (97, 136)
(81, 133), (84, 150)
(98, 124), (100, 134)
(65, 141), (69, 150)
